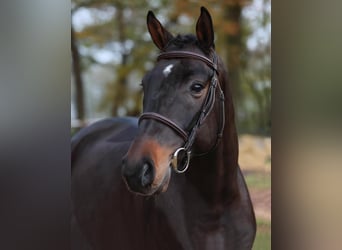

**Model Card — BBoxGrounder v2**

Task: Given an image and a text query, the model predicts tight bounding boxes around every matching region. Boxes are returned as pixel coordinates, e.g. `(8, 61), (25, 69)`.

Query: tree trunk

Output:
(71, 27), (85, 122)
(224, 2), (243, 102)
(111, 3), (128, 116)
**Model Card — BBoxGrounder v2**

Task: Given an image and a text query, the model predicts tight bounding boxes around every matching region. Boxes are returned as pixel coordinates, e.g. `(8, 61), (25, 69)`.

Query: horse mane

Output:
(167, 34), (199, 48)
(217, 57), (240, 204)
(165, 34), (214, 54)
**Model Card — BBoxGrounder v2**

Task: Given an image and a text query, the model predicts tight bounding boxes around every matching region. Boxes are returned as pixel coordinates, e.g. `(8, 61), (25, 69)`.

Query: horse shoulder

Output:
(71, 117), (138, 154)
(71, 117), (138, 170)
(71, 117), (139, 249)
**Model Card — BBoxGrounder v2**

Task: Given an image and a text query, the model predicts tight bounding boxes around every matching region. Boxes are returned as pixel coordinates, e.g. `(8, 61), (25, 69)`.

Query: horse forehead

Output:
(163, 64), (174, 77)
(146, 59), (209, 86)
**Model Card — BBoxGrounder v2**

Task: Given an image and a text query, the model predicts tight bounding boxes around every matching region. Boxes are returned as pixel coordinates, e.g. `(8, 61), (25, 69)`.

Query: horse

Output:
(71, 7), (256, 250)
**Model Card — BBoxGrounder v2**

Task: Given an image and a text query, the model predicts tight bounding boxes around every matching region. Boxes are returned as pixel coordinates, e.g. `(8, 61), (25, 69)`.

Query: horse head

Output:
(122, 7), (225, 195)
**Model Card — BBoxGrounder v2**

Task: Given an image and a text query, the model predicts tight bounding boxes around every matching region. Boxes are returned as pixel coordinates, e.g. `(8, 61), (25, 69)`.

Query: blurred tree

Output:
(71, 26), (85, 121)
(223, 0), (244, 101)
(240, 0), (271, 134)
(71, 0), (271, 134)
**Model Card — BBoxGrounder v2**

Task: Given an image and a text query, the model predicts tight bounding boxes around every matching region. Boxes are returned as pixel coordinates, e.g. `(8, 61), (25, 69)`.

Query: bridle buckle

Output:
(171, 147), (191, 174)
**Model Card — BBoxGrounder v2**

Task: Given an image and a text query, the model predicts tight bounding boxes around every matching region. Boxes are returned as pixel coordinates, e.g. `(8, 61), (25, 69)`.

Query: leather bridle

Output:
(138, 50), (225, 173)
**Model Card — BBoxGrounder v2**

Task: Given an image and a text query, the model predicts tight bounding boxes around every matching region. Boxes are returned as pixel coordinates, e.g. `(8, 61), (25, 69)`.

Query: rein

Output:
(138, 50), (225, 173)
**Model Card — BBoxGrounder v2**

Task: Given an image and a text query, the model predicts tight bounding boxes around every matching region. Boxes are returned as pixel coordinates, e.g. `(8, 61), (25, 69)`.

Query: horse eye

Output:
(190, 82), (204, 94)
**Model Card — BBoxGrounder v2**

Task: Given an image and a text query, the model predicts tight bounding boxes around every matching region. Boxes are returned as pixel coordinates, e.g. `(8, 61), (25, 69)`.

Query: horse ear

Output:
(147, 11), (173, 51)
(196, 7), (215, 51)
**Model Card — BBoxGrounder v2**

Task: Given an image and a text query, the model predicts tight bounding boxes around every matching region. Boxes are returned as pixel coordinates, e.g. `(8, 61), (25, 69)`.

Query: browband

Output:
(157, 51), (218, 73)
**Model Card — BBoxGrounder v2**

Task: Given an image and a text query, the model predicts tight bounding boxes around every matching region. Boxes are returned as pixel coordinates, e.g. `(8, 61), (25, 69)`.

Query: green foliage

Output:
(245, 172), (271, 190)
(253, 219), (271, 250)
(71, 0), (271, 134)
(71, 127), (81, 137)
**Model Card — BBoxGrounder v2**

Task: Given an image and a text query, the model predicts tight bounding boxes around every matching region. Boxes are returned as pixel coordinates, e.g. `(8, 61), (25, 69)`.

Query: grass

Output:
(245, 172), (271, 190)
(253, 219), (271, 250)
(244, 171), (271, 250)
(244, 170), (271, 249)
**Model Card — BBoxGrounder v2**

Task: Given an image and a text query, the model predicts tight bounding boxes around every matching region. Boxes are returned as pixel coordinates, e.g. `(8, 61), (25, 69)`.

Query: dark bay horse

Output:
(71, 7), (256, 250)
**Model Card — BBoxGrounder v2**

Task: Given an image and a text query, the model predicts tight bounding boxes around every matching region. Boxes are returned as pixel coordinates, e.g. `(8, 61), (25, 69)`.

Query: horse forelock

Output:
(165, 34), (211, 55)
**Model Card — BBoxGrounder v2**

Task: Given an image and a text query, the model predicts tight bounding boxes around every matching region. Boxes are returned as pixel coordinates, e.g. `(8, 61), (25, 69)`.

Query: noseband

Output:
(139, 50), (225, 173)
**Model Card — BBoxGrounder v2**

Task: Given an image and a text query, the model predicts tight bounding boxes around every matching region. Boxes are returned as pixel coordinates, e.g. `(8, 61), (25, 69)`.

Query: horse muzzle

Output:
(121, 138), (175, 195)
(121, 157), (156, 194)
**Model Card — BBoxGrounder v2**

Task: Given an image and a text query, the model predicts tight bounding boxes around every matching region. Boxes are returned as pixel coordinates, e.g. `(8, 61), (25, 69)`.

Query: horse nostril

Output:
(121, 157), (127, 167)
(140, 161), (154, 188)
(121, 157), (127, 173)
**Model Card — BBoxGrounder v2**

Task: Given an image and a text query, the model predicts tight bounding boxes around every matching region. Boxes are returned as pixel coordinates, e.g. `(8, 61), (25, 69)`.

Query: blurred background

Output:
(1, 0), (341, 249)
(71, 0), (270, 135)
(71, 0), (271, 249)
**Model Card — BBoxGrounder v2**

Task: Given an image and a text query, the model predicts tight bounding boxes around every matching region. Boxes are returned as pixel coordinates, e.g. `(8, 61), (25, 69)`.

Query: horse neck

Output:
(186, 61), (240, 212)
(221, 74), (240, 202)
